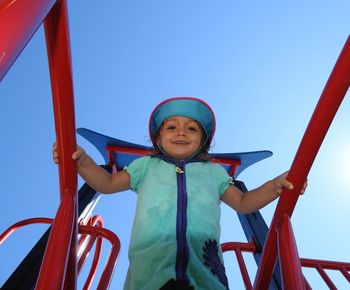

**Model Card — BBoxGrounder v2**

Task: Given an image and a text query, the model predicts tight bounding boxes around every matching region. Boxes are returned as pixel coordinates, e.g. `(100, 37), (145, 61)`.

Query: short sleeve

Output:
(211, 163), (234, 196)
(124, 156), (151, 192)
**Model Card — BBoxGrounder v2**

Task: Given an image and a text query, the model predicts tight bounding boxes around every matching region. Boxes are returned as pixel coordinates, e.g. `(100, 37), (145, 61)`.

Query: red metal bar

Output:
(277, 215), (304, 290)
(222, 241), (256, 253)
(79, 235), (102, 289)
(31, 0), (77, 288)
(79, 225), (121, 290)
(64, 214), (78, 290)
(37, 0), (78, 289)
(222, 241), (256, 289)
(77, 216), (104, 289)
(211, 158), (241, 177)
(106, 145), (153, 157)
(81, 233), (103, 290)
(44, 0), (76, 201)
(78, 233), (91, 259)
(78, 234), (95, 272)
(301, 258), (350, 271)
(0, 218), (53, 245)
(301, 258), (350, 285)
(0, 0), (57, 80)
(315, 265), (337, 289)
(234, 249), (253, 290)
(340, 267), (350, 282)
(77, 215), (96, 258)
(106, 145), (241, 176)
(77, 216), (103, 272)
(253, 35), (350, 289)
(35, 193), (76, 290)
(304, 278), (312, 290)
(0, 215), (118, 289)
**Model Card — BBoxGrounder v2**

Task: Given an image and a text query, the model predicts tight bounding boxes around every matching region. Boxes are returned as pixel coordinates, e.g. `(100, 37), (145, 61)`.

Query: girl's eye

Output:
(188, 126), (198, 132)
(166, 125), (176, 130)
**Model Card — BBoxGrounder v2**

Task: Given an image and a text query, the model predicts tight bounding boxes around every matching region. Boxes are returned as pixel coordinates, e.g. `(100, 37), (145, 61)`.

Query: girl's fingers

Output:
(53, 143), (59, 163)
(285, 180), (294, 190)
(72, 151), (81, 160)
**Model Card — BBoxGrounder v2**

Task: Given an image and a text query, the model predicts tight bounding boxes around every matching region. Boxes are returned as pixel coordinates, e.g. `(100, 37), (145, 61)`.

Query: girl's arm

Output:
(53, 143), (131, 194)
(220, 172), (305, 214)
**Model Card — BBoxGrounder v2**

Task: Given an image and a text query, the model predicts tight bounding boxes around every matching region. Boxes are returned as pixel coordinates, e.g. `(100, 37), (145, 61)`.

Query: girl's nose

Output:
(177, 127), (186, 135)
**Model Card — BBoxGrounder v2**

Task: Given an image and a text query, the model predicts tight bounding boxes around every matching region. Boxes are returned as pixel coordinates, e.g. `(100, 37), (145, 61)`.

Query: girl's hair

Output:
(152, 121), (212, 161)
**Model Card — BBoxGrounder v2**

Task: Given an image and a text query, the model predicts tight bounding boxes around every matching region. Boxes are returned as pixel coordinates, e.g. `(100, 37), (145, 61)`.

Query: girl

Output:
(53, 97), (305, 290)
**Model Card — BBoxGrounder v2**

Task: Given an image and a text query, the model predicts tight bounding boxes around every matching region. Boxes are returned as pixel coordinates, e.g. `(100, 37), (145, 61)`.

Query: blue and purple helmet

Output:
(149, 97), (216, 147)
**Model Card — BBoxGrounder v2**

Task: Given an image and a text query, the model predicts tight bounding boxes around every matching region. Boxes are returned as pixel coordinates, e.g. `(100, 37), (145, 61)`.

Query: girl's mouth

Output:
(173, 141), (189, 145)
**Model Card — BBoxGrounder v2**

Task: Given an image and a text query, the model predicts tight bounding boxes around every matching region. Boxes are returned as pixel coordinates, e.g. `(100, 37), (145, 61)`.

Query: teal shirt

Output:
(124, 156), (233, 290)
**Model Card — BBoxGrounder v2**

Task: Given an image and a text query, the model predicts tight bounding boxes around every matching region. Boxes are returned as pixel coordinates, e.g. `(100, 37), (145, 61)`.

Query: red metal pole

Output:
(277, 215), (304, 290)
(253, 35), (350, 289)
(0, 0), (56, 80)
(315, 265), (337, 289)
(340, 268), (350, 282)
(36, 0), (78, 289)
(44, 0), (76, 199)
(36, 194), (76, 290)
(235, 249), (253, 290)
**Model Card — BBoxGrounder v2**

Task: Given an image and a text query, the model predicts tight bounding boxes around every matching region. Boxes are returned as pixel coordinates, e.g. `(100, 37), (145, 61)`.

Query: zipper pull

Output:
(175, 166), (184, 174)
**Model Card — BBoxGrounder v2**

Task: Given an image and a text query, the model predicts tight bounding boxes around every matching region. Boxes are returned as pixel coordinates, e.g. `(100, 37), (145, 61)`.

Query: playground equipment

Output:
(1, 0), (349, 289)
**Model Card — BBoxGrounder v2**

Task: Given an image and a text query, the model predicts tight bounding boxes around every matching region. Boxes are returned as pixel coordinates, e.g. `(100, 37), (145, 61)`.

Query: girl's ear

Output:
(155, 135), (161, 148)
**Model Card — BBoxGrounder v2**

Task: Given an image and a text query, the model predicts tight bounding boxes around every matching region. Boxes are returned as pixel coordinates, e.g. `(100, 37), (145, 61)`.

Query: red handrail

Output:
(254, 35), (350, 289)
(301, 258), (350, 286)
(36, 192), (77, 289)
(0, 216), (120, 289)
(222, 241), (257, 289)
(0, 218), (53, 245)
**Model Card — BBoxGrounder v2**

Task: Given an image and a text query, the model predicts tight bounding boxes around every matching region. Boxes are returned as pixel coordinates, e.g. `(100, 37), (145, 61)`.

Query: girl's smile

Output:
(157, 116), (204, 160)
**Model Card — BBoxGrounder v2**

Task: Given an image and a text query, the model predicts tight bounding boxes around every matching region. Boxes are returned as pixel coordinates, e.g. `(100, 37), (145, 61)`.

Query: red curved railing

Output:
(78, 216), (104, 290)
(79, 224), (121, 289)
(0, 216), (120, 289)
(0, 218), (54, 244)
(254, 35), (350, 289)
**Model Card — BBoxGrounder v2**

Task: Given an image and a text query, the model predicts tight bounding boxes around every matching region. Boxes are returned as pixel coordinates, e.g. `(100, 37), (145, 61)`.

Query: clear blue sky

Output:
(1, 1), (349, 289)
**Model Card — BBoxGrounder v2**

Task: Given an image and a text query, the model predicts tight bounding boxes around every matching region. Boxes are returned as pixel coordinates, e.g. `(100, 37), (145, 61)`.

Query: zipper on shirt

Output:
(175, 162), (190, 285)
(175, 166), (184, 174)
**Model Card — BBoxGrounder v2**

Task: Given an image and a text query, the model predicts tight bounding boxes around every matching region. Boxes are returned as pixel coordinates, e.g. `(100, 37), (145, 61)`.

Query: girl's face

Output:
(157, 116), (204, 160)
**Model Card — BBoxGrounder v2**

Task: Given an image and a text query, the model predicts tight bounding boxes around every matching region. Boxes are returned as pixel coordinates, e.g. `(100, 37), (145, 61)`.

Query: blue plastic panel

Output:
(77, 128), (272, 178)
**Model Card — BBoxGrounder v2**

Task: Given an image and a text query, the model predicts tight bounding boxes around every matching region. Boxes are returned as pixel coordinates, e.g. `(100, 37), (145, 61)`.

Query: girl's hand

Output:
(53, 143), (59, 164)
(72, 146), (87, 167)
(273, 171), (308, 195)
(52, 143), (87, 167)
(273, 171), (293, 195)
(300, 178), (308, 194)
